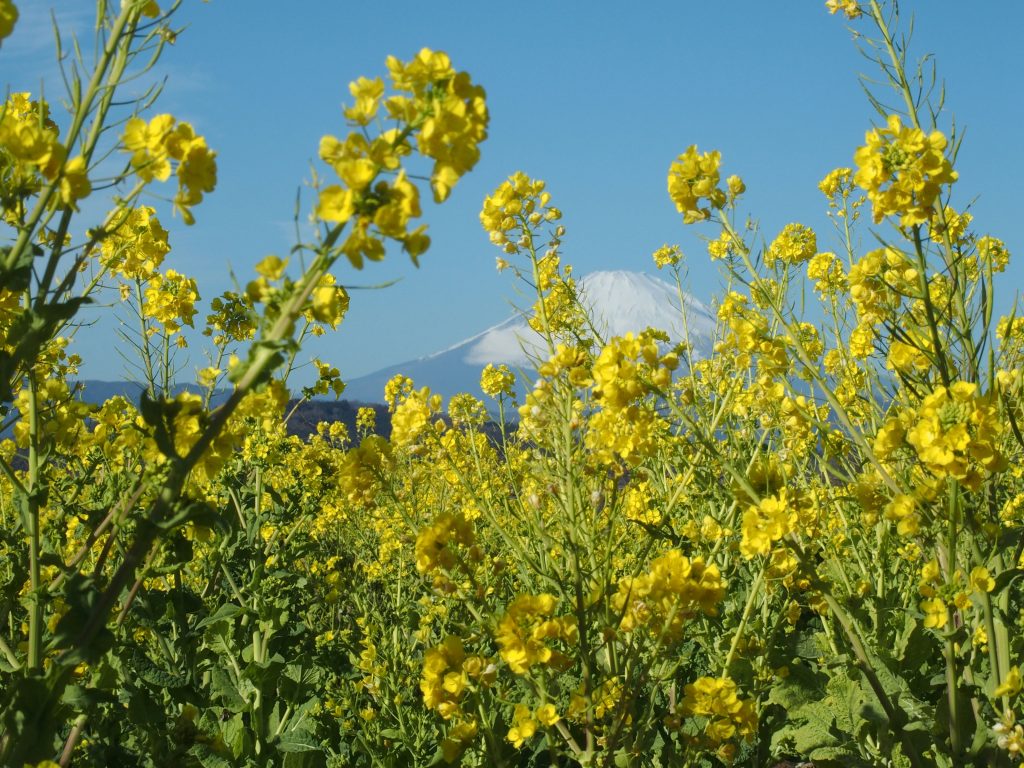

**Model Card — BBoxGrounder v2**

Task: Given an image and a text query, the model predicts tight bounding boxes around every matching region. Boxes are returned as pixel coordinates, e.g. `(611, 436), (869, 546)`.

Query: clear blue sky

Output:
(5, 1), (1023, 387)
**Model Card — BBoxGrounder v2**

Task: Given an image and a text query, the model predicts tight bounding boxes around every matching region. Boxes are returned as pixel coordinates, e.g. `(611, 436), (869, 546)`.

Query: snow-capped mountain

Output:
(342, 270), (717, 404)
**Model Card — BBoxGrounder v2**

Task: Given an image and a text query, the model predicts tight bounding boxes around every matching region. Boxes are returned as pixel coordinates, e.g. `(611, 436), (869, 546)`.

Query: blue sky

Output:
(5, 1), (1023, 388)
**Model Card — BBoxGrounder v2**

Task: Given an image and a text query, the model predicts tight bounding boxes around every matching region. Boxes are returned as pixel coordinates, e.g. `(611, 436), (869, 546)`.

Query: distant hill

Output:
(72, 380), (228, 406)
(71, 380), (391, 440)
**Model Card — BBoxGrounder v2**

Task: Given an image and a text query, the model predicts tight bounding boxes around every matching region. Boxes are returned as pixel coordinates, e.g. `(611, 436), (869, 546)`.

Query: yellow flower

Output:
(969, 566), (995, 594)
(740, 491), (796, 558)
(535, 703), (560, 727)
(765, 223), (817, 267)
(415, 511), (474, 575)
(972, 624), (988, 648)
(122, 114), (216, 223)
(977, 235), (1010, 274)
(667, 145), (726, 223)
(884, 493), (920, 537)
(123, 114), (175, 182)
(825, 0), (861, 19)
(309, 278), (350, 329)
(344, 76), (385, 125)
(480, 363), (515, 398)
(652, 243), (683, 269)
(996, 666), (1022, 698)
(613, 550), (725, 641)
(101, 206), (171, 281)
(920, 597), (947, 630)
(390, 385), (441, 447)
(680, 676), (757, 742)
(853, 114), (957, 226)
(506, 704), (538, 748)
(806, 251), (846, 294)
(495, 594), (577, 674)
(906, 382), (1006, 489)
(440, 718), (478, 763)
(420, 636), (468, 717)
(174, 135), (217, 224)
(315, 185), (356, 224)
(726, 174), (746, 198)
(143, 269), (199, 335)
(819, 167), (853, 197)
(57, 155), (91, 210)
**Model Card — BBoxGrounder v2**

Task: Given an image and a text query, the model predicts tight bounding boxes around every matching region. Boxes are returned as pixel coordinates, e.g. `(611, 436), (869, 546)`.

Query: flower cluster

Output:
(479, 363), (515, 399)
(421, 636), (469, 718)
(904, 382), (1006, 490)
(613, 550), (726, 641)
(0, 92), (90, 210)
(337, 435), (391, 507)
(415, 511), (475, 576)
(853, 114), (957, 226)
(494, 593), (577, 675)
(506, 702), (559, 748)
(143, 269), (199, 337)
(666, 145), (727, 224)
(740, 490), (798, 558)
(390, 384), (442, 448)
(806, 251), (846, 295)
(586, 331), (677, 465)
(13, 378), (91, 449)
(479, 172), (562, 255)
(825, 0), (862, 19)
(387, 49), (489, 203)
(679, 676), (758, 743)
(100, 206), (171, 281)
(306, 273), (350, 330)
(204, 290), (257, 347)
(122, 114), (217, 224)
(765, 222), (817, 267)
(316, 49), (487, 268)
(847, 246), (917, 326)
(652, 243), (683, 270)
(977, 235), (1010, 274)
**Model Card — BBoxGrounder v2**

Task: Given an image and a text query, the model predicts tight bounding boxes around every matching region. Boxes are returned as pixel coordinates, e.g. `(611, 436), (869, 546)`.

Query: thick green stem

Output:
(26, 369), (42, 671)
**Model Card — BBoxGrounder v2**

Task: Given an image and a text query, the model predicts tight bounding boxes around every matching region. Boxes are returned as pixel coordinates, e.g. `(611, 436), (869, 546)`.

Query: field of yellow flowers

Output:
(2, 1), (1023, 766)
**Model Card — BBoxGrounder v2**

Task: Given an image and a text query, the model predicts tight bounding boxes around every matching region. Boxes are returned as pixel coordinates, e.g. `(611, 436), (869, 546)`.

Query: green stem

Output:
(3, 2), (138, 277)
(821, 592), (925, 768)
(722, 568), (763, 676)
(26, 369), (43, 671)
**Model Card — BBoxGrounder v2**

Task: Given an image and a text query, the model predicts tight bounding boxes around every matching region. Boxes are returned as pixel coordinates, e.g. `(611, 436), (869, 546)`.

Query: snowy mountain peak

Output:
(342, 270), (717, 403)
(576, 270), (715, 345)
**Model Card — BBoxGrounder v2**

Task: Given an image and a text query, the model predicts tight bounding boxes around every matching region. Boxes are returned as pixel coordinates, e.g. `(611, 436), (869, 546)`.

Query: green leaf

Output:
(196, 602), (242, 629)
(767, 660), (828, 710)
(222, 712), (248, 758)
(825, 674), (864, 736)
(787, 702), (837, 753)
(131, 649), (189, 689)
(276, 728), (320, 753)
(209, 665), (247, 711)
(189, 743), (235, 768)
(62, 683), (114, 710)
